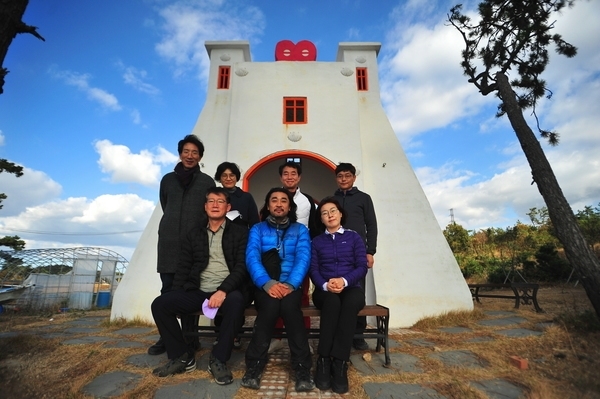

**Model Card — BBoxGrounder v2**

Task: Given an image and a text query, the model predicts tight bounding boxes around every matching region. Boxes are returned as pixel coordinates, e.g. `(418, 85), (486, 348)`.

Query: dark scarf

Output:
(266, 215), (290, 230)
(174, 162), (198, 188)
(266, 215), (290, 254)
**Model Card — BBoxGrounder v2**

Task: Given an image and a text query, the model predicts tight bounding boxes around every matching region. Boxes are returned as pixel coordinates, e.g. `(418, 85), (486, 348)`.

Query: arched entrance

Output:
(242, 150), (337, 208)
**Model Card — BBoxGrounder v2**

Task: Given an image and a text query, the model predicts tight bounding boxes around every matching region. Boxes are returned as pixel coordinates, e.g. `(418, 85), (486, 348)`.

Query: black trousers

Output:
(245, 288), (311, 369)
(312, 287), (365, 361)
(159, 272), (175, 294)
(151, 289), (245, 362)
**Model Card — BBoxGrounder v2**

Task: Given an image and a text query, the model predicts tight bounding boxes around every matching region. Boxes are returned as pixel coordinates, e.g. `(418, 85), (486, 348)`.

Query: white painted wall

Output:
(112, 41), (473, 327)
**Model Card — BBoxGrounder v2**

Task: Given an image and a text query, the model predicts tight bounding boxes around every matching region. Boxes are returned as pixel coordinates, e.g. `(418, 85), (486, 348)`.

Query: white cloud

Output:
(395, 1), (600, 232)
(121, 64), (161, 95)
(346, 28), (360, 40)
(49, 68), (122, 111)
(0, 194), (155, 260)
(380, 12), (492, 146)
(130, 109), (142, 125)
(94, 139), (178, 186)
(155, 0), (265, 81)
(0, 130), (5, 146)
(421, 132), (600, 232)
(0, 166), (62, 216)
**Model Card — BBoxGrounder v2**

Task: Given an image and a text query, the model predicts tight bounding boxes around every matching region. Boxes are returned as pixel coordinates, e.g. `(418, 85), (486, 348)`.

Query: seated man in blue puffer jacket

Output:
(241, 187), (315, 392)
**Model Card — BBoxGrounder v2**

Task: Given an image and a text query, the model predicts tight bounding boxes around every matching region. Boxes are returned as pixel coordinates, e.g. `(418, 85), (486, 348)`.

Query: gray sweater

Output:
(157, 166), (215, 274)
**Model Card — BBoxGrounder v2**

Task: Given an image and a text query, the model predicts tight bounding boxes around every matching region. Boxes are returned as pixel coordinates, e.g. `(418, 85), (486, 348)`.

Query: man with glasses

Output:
(148, 135), (215, 356)
(333, 162), (378, 350)
(150, 187), (251, 385)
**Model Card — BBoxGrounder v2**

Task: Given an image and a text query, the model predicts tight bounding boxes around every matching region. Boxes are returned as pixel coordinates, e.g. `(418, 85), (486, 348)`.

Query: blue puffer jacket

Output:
(309, 229), (368, 291)
(246, 221), (311, 290)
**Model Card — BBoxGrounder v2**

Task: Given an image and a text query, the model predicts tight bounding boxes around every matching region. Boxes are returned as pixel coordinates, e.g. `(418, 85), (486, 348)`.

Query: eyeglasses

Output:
(336, 173), (354, 180)
(206, 199), (227, 205)
(220, 173), (236, 180)
(321, 208), (339, 217)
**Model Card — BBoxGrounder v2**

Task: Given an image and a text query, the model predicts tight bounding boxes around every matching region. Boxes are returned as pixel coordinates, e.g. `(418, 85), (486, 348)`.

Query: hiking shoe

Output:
(152, 353), (196, 377)
(314, 356), (331, 390)
(233, 336), (242, 349)
(241, 361), (264, 389)
(352, 338), (369, 350)
(294, 364), (315, 392)
(208, 355), (233, 385)
(331, 358), (349, 394)
(147, 337), (166, 355)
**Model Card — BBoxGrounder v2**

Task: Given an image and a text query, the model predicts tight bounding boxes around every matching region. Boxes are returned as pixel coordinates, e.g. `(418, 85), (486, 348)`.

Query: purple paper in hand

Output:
(202, 299), (219, 319)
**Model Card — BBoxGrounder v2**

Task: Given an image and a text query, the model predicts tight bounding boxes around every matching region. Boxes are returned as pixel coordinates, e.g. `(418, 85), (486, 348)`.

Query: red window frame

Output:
(283, 97), (307, 124)
(218, 66), (230, 89)
(356, 67), (368, 91)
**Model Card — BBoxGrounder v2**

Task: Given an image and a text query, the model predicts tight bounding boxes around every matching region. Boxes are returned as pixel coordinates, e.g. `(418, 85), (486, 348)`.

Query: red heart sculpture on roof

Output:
(275, 40), (317, 61)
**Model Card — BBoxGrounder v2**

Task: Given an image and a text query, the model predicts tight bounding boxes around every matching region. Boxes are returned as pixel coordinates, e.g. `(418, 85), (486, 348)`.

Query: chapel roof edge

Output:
(205, 41), (251, 62)
(336, 42), (381, 61)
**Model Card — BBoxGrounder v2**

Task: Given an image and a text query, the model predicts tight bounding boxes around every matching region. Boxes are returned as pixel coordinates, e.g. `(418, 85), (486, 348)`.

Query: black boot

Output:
(294, 363), (315, 392)
(315, 356), (331, 390)
(241, 360), (265, 390)
(331, 358), (349, 394)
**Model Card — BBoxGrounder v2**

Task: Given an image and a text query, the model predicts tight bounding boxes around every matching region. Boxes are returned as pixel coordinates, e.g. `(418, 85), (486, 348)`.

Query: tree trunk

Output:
(496, 72), (600, 317)
(0, 0), (32, 94)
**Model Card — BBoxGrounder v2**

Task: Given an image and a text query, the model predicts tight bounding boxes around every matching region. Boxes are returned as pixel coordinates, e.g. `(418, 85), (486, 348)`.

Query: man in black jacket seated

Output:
(151, 187), (251, 384)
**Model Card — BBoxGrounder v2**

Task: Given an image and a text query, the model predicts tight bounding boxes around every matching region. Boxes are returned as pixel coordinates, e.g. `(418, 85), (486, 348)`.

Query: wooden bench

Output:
(468, 283), (543, 313)
(186, 304), (391, 366)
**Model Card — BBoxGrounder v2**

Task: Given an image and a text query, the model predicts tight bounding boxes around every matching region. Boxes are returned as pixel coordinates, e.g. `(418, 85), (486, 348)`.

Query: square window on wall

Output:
(283, 97), (307, 124)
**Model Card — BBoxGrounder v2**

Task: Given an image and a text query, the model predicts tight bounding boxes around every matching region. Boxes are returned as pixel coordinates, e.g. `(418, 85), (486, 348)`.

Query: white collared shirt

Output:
(293, 187), (311, 228)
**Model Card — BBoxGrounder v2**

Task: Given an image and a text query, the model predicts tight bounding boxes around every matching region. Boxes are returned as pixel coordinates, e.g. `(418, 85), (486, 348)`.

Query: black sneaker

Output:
(152, 353), (196, 377)
(208, 354), (233, 385)
(294, 364), (315, 392)
(352, 338), (369, 350)
(314, 356), (331, 390)
(331, 358), (349, 394)
(241, 361), (264, 389)
(147, 337), (166, 355)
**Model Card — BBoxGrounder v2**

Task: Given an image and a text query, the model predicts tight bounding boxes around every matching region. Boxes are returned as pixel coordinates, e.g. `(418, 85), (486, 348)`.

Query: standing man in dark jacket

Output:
(148, 134), (215, 355)
(333, 162), (378, 350)
(151, 187), (251, 385)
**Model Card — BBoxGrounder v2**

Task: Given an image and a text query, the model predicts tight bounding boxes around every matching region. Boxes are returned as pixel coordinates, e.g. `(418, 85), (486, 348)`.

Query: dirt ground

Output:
(0, 284), (599, 399)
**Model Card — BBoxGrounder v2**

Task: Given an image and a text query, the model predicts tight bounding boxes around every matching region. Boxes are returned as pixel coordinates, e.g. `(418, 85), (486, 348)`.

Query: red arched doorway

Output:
(242, 150), (337, 208)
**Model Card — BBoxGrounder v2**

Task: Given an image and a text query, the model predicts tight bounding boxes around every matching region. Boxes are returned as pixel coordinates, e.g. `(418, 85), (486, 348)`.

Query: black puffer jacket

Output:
(172, 220), (253, 306)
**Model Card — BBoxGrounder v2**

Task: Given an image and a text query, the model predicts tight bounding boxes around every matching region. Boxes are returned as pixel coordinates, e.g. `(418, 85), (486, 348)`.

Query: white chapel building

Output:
(112, 40), (473, 328)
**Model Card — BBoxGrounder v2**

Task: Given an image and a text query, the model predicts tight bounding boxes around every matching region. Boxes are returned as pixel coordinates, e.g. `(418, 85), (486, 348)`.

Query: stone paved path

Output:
(0, 310), (547, 398)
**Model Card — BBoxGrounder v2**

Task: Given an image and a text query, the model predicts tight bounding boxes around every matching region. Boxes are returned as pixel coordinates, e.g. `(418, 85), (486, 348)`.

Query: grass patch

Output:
(556, 309), (600, 332)
(101, 315), (154, 328)
(412, 309), (486, 330)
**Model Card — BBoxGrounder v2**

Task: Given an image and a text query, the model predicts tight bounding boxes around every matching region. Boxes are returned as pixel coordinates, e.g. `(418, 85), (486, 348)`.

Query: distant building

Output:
(112, 40), (472, 328)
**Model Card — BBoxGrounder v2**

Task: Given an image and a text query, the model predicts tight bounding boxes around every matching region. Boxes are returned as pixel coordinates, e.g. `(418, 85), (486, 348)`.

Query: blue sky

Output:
(1, 0), (599, 261)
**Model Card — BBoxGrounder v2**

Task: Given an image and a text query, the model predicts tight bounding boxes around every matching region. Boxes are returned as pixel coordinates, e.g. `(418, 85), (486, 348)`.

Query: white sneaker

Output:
(268, 339), (285, 353)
